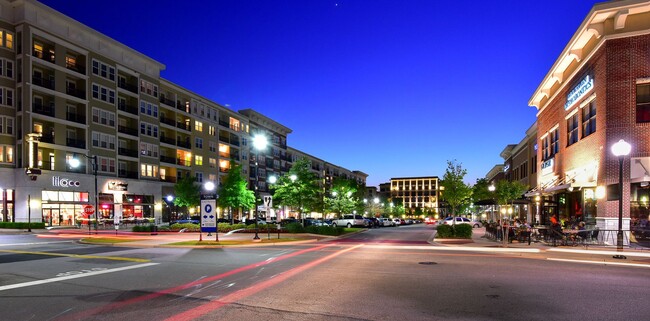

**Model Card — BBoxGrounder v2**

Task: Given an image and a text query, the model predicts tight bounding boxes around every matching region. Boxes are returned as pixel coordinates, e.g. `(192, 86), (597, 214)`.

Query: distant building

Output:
(389, 176), (440, 215)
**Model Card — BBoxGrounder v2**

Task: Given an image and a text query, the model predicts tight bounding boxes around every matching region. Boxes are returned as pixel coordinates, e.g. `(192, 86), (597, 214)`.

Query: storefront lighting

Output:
(595, 186), (606, 199)
(154, 203), (162, 211)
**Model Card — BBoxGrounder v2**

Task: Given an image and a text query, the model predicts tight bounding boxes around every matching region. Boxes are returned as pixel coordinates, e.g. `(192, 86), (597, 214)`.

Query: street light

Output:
(69, 154), (98, 234)
(611, 139), (631, 255)
(165, 195), (175, 225)
(488, 184), (496, 222)
(252, 134), (268, 240)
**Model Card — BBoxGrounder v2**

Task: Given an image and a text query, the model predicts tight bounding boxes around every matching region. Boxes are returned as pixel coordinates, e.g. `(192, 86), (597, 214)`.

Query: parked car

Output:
(364, 217), (380, 228)
(392, 218), (405, 225)
(312, 219), (331, 226)
(441, 216), (482, 228)
(171, 218), (199, 225)
(332, 214), (366, 228)
(280, 217), (299, 226)
(425, 217), (438, 225)
(376, 218), (392, 227)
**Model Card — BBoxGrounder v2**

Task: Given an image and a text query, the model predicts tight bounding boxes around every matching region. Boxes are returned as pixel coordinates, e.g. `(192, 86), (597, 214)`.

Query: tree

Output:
(270, 158), (320, 223)
(173, 175), (201, 218)
(472, 178), (493, 203)
(440, 160), (473, 218)
(325, 178), (358, 217)
(495, 180), (529, 219)
(218, 162), (255, 225)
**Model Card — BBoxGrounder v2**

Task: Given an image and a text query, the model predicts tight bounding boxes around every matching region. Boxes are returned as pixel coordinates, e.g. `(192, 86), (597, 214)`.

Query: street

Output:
(1, 225), (649, 321)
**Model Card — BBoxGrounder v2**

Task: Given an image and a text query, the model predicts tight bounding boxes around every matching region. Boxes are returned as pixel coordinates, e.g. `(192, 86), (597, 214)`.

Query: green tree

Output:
(270, 158), (320, 223)
(472, 178), (493, 203)
(325, 178), (358, 217)
(173, 175), (201, 218)
(440, 160), (473, 218)
(218, 162), (255, 225)
(495, 180), (529, 217)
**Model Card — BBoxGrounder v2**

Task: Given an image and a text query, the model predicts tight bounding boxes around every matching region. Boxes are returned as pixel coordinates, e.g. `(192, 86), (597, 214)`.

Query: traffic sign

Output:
(263, 195), (272, 208)
(83, 205), (95, 214)
(200, 199), (217, 232)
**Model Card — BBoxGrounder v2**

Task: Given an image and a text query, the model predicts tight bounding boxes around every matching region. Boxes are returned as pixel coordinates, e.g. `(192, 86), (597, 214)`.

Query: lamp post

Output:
(27, 194), (32, 232)
(488, 184), (496, 222)
(166, 195), (175, 225)
(611, 139), (631, 254)
(252, 134), (268, 240)
(69, 154), (98, 234)
(203, 181), (216, 240)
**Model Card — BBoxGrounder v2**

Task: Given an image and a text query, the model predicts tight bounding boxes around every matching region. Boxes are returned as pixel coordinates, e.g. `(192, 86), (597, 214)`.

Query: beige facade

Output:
(389, 176), (440, 215)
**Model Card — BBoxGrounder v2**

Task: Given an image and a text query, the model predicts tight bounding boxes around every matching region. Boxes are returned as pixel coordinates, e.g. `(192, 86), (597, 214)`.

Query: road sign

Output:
(83, 205), (95, 215)
(263, 195), (272, 208)
(201, 199), (217, 233)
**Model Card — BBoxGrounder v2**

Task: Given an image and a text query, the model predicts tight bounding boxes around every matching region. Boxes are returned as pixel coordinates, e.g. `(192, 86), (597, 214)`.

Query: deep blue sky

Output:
(40, 0), (597, 187)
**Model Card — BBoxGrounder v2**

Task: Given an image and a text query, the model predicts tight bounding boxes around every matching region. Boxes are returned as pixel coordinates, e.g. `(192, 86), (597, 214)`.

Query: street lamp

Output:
(69, 155), (98, 234)
(165, 195), (175, 225)
(488, 184), (496, 222)
(611, 139), (631, 254)
(252, 134), (268, 240)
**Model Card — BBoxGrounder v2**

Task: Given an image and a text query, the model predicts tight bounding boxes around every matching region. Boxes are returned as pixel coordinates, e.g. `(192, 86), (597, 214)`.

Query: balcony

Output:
(66, 112), (86, 124)
(160, 155), (176, 164)
(117, 80), (138, 94)
(160, 136), (175, 145)
(176, 122), (191, 132)
(218, 119), (229, 127)
(160, 175), (177, 183)
(176, 101), (189, 113)
(40, 132), (54, 144)
(159, 96), (175, 107)
(118, 125), (138, 137)
(33, 49), (55, 64)
(33, 102), (55, 117)
(118, 101), (138, 115)
(118, 147), (139, 158)
(118, 169), (138, 179)
(65, 87), (86, 99)
(66, 137), (86, 149)
(177, 159), (191, 167)
(160, 116), (175, 127)
(66, 62), (86, 75)
(32, 76), (55, 90)
(176, 139), (191, 149)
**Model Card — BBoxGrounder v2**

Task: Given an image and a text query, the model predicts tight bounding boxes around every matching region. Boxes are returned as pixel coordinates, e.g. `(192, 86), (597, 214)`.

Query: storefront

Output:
(41, 190), (90, 226)
(0, 188), (15, 222)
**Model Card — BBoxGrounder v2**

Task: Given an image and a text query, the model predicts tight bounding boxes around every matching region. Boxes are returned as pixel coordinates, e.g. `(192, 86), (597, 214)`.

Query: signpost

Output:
(263, 195), (272, 239)
(201, 196), (217, 241)
(83, 205), (94, 234)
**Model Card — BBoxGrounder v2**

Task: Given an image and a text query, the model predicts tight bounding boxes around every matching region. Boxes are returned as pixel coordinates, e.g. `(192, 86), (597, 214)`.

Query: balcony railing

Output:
(160, 155), (176, 164)
(118, 147), (139, 158)
(117, 80), (138, 94)
(118, 101), (138, 115)
(65, 87), (86, 99)
(159, 96), (175, 106)
(33, 49), (55, 63)
(118, 170), (138, 179)
(40, 133), (54, 144)
(160, 116), (175, 127)
(66, 112), (86, 124)
(66, 62), (86, 75)
(66, 137), (86, 149)
(160, 136), (175, 145)
(176, 122), (191, 132)
(160, 175), (177, 183)
(177, 159), (190, 167)
(32, 76), (55, 90)
(118, 125), (138, 137)
(176, 139), (191, 149)
(218, 120), (229, 127)
(33, 102), (55, 117)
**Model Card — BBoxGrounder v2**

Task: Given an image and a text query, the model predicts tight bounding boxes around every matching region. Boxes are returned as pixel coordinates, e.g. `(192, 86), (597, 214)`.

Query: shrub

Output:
(435, 224), (472, 239)
(284, 222), (305, 233)
(0, 222), (46, 229)
(305, 225), (344, 236)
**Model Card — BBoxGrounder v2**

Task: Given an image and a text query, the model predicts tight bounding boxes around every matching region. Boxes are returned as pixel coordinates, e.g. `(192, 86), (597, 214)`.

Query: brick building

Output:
(529, 0), (650, 240)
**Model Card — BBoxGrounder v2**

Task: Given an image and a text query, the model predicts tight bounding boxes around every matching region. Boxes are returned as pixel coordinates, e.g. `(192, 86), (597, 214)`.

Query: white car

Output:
(377, 218), (394, 227)
(441, 216), (482, 228)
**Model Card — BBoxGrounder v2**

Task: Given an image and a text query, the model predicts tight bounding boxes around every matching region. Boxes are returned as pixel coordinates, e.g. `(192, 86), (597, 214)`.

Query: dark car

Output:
(364, 217), (380, 228)
(280, 217), (299, 226)
(171, 219), (199, 225)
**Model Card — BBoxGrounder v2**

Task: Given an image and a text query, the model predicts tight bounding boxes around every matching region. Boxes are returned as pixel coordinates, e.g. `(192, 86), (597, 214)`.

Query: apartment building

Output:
(0, 0), (365, 226)
(529, 0), (650, 236)
(389, 176), (440, 215)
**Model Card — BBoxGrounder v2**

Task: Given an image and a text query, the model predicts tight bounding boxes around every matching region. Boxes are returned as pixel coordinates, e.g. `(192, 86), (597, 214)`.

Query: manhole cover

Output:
(418, 261), (437, 265)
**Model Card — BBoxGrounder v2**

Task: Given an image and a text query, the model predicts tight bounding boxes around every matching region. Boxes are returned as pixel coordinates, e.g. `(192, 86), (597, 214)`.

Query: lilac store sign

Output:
(52, 176), (81, 187)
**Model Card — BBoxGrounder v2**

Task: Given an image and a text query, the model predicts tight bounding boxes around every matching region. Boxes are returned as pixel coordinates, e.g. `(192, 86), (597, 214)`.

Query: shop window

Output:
(636, 83), (650, 123)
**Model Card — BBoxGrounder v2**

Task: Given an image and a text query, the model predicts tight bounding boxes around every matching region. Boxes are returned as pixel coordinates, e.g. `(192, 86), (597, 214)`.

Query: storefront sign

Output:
(541, 158), (554, 176)
(52, 176), (81, 188)
(108, 181), (128, 191)
(564, 75), (594, 110)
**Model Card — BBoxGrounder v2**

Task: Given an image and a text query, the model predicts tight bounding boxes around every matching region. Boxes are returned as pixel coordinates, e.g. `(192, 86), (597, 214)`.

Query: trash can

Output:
(150, 225), (158, 235)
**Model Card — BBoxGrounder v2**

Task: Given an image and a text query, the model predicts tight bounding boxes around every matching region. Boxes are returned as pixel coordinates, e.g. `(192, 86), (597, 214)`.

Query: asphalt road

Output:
(1, 225), (649, 321)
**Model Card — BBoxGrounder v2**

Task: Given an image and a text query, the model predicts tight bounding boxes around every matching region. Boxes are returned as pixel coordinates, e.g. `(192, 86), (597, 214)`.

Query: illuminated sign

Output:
(52, 176), (81, 188)
(564, 75), (594, 110)
(108, 181), (128, 191)
(541, 158), (554, 176)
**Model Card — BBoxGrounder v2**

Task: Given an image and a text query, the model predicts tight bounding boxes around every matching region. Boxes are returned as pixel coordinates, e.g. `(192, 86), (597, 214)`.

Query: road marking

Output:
(0, 241), (74, 247)
(547, 258), (650, 268)
(547, 248), (650, 258)
(0, 249), (151, 263)
(0, 263), (159, 292)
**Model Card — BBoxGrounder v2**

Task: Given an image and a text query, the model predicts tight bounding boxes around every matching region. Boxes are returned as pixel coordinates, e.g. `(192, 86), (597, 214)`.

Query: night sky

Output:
(39, 0), (598, 186)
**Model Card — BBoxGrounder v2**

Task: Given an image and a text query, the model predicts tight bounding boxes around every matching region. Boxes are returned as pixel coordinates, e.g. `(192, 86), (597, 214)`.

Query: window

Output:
(140, 164), (158, 178)
(91, 59), (115, 81)
(229, 117), (240, 131)
(0, 116), (13, 135)
(139, 122), (159, 138)
(195, 121), (203, 132)
(208, 125), (216, 136)
(582, 100), (596, 137)
(195, 137), (203, 149)
(195, 155), (203, 166)
(98, 156), (116, 173)
(0, 145), (13, 163)
(140, 80), (158, 97)
(0, 87), (12, 107)
(0, 59), (13, 78)
(209, 141), (216, 152)
(542, 127), (559, 161)
(195, 172), (203, 183)
(139, 142), (159, 158)
(567, 113), (579, 146)
(139, 100), (158, 118)
(91, 83), (116, 104)
(92, 132), (116, 150)
(92, 108), (116, 127)
(0, 30), (14, 50)
(209, 158), (216, 168)
(636, 83), (650, 123)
